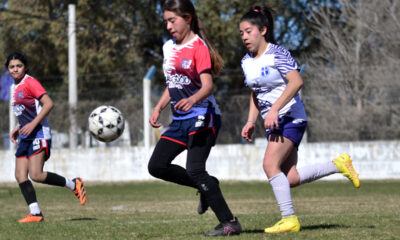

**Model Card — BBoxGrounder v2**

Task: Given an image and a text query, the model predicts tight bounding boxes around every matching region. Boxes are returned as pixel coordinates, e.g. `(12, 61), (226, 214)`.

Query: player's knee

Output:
(186, 168), (205, 181)
(15, 172), (26, 183)
(148, 163), (164, 179)
(29, 172), (44, 183)
(263, 162), (278, 178)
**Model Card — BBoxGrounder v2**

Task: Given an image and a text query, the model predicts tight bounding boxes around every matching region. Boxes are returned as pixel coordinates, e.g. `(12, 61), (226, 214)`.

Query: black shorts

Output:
(15, 138), (52, 161)
(161, 113), (221, 147)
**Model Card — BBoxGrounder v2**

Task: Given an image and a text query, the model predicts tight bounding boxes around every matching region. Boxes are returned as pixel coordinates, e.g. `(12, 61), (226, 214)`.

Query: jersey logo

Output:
(181, 59), (192, 69)
(261, 66), (269, 76)
(166, 74), (191, 89)
(18, 91), (24, 98)
(13, 104), (25, 116)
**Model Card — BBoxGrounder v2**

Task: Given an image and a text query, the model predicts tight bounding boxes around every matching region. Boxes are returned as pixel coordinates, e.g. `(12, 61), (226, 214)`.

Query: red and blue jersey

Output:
(11, 74), (51, 140)
(162, 35), (221, 120)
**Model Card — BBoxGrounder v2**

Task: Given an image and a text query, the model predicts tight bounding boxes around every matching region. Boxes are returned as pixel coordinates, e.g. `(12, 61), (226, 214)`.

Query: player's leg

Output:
(15, 156), (44, 223)
(148, 138), (197, 188)
(285, 153), (360, 188)
(28, 139), (87, 205)
(186, 130), (241, 236)
(263, 135), (300, 233)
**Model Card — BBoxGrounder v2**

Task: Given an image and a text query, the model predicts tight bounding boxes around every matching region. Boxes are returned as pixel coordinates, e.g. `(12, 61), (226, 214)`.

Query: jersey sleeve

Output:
(28, 78), (47, 99)
(274, 49), (299, 77)
(195, 43), (212, 75)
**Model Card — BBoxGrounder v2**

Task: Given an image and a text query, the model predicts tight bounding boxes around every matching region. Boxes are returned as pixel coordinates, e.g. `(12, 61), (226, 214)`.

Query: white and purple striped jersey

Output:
(11, 74), (51, 140)
(163, 35), (221, 120)
(241, 43), (307, 121)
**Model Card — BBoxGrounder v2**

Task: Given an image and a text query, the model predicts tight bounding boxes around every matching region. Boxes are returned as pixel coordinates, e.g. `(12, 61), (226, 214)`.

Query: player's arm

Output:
(10, 123), (20, 143)
(174, 72), (213, 112)
(19, 94), (54, 136)
(241, 91), (259, 142)
(265, 70), (303, 130)
(150, 87), (170, 128)
(154, 87), (170, 112)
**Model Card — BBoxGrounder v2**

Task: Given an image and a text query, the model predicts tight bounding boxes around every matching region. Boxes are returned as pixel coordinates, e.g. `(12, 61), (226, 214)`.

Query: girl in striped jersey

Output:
(148, 0), (241, 236)
(239, 6), (360, 233)
(6, 52), (87, 223)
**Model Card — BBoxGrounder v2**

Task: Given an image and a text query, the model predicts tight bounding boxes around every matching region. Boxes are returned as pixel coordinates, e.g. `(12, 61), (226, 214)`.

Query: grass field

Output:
(0, 180), (399, 240)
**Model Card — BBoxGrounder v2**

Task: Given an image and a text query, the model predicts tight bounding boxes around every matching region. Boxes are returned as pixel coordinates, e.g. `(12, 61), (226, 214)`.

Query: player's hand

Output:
(174, 97), (195, 112)
(19, 122), (36, 137)
(149, 109), (162, 128)
(264, 109), (279, 130)
(241, 122), (255, 142)
(10, 128), (19, 143)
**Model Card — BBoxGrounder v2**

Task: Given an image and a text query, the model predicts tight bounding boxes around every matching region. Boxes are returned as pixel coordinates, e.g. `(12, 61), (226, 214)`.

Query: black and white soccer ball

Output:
(88, 105), (125, 142)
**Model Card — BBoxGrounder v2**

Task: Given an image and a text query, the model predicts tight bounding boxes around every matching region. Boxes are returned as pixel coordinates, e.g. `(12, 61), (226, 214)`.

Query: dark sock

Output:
(44, 172), (66, 187)
(198, 177), (234, 223)
(19, 180), (37, 205)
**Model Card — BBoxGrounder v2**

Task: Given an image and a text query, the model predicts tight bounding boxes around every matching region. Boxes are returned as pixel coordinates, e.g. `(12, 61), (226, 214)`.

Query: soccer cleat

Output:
(73, 177), (87, 205)
(264, 215), (300, 233)
(204, 217), (242, 237)
(197, 191), (209, 214)
(333, 153), (360, 188)
(18, 213), (44, 223)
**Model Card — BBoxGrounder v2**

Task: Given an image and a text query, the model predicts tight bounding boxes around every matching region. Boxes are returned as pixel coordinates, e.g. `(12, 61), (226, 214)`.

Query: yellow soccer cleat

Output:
(264, 215), (301, 233)
(333, 153), (360, 188)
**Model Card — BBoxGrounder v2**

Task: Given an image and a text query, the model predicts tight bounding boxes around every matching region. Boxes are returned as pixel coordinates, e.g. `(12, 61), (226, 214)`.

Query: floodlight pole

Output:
(68, 4), (78, 149)
(143, 66), (156, 154)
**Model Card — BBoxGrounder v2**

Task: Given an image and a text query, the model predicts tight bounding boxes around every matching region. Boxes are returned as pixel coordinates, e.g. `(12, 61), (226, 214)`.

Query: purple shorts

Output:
(266, 116), (307, 147)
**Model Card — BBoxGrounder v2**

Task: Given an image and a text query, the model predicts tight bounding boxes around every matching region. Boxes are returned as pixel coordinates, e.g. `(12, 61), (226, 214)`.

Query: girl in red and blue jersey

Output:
(239, 6), (360, 233)
(6, 52), (87, 223)
(148, 0), (241, 236)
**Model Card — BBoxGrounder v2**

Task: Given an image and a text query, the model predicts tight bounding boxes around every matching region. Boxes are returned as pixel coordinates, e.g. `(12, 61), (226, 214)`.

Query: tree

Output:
(304, 0), (400, 141)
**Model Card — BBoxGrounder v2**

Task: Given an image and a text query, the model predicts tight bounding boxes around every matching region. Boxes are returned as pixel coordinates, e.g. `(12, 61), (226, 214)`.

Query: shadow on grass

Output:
(302, 224), (349, 230)
(242, 229), (265, 234)
(69, 217), (98, 221)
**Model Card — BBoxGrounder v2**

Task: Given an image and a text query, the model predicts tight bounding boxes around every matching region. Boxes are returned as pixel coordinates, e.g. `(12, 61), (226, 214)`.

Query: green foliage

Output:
(0, 0), (166, 100)
(0, 0), (317, 95)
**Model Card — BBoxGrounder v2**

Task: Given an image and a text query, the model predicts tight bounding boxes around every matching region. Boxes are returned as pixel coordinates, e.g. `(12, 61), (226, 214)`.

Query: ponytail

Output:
(194, 17), (224, 75)
(240, 5), (277, 44)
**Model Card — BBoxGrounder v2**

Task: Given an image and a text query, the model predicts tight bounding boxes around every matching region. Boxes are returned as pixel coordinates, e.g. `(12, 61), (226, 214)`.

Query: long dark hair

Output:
(162, 0), (224, 75)
(240, 5), (277, 44)
(5, 51), (29, 73)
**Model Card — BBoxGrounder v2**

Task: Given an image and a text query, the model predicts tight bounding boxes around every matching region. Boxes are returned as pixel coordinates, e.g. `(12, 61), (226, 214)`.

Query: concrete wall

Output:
(1, 140), (399, 182)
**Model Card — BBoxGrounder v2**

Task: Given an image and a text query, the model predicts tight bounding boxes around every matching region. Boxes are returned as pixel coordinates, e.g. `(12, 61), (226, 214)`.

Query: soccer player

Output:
(148, 0), (241, 236)
(239, 6), (360, 233)
(6, 51), (87, 223)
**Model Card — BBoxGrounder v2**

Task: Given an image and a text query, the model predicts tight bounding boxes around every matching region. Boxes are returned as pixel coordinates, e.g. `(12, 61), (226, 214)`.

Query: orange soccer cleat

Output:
(73, 177), (87, 205)
(18, 213), (44, 223)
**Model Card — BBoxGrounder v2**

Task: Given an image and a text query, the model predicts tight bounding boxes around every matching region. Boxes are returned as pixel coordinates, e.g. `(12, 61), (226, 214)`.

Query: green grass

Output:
(0, 180), (399, 240)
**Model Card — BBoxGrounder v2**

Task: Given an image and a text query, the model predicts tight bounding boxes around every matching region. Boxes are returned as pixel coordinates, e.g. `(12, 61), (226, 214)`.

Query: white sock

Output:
(298, 161), (338, 185)
(29, 202), (41, 215)
(269, 172), (295, 218)
(65, 178), (75, 190)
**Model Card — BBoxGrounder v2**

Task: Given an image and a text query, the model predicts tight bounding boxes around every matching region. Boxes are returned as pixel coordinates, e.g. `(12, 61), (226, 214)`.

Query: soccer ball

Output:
(88, 105), (125, 142)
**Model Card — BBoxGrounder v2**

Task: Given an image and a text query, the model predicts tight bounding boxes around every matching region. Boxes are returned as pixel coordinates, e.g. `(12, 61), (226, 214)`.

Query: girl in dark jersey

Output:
(6, 51), (87, 223)
(148, 0), (241, 236)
